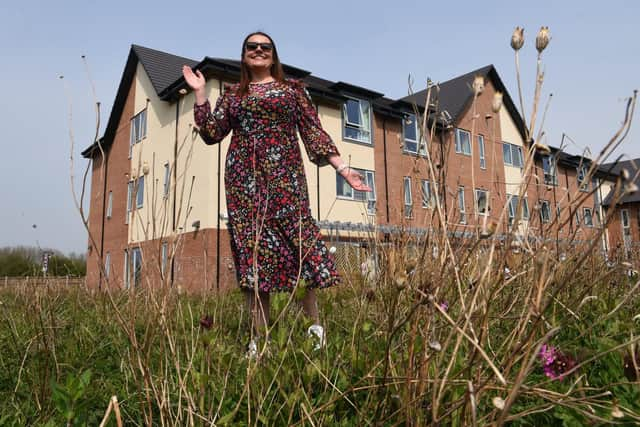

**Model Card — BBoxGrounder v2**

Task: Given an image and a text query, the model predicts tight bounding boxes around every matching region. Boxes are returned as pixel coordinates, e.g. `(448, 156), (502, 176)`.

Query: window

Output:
(540, 200), (551, 223)
(403, 114), (422, 154)
(161, 242), (168, 279)
(478, 135), (486, 169)
(131, 247), (142, 288)
(421, 180), (433, 208)
(507, 194), (530, 226)
(163, 163), (170, 198)
(556, 204), (562, 221)
(136, 176), (145, 208)
(104, 252), (111, 279)
(106, 191), (113, 219)
(542, 155), (558, 185)
(583, 208), (594, 227)
(123, 250), (130, 289)
(458, 186), (466, 224)
(404, 177), (413, 218)
(129, 109), (147, 157)
(455, 128), (471, 155)
(503, 143), (523, 167)
(475, 189), (488, 215)
(577, 165), (589, 191)
(574, 210), (580, 226)
(126, 181), (134, 224)
(336, 168), (376, 215)
(343, 98), (371, 143)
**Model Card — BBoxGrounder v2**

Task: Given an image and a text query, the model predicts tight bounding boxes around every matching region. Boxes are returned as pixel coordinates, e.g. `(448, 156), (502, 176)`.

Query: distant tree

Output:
(0, 246), (86, 277)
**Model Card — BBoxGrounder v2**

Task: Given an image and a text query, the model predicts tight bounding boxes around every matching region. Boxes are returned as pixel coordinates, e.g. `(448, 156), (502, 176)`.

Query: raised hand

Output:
(343, 168), (372, 192)
(182, 65), (206, 92)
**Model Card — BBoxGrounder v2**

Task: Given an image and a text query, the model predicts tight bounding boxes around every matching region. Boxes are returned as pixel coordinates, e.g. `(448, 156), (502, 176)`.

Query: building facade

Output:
(83, 45), (632, 291)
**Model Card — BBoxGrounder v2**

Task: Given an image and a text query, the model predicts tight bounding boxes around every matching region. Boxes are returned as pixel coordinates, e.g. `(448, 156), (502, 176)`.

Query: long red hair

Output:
(238, 31), (285, 97)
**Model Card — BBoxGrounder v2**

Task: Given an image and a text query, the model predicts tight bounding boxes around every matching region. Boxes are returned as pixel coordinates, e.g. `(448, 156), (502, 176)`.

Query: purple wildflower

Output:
(199, 314), (213, 330)
(439, 301), (449, 312)
(539, 344), (576, 380)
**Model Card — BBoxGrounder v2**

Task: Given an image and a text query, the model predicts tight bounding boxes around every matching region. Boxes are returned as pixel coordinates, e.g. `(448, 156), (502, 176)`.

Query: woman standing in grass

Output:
(182, 32), (370, 354)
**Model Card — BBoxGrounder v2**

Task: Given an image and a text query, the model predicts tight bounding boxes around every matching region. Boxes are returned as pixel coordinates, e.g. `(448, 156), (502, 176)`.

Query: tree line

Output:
(0, 246), (85, 277)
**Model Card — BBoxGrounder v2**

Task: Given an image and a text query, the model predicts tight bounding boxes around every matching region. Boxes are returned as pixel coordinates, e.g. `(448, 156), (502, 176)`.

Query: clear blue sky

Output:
(1, 0), (638, 254)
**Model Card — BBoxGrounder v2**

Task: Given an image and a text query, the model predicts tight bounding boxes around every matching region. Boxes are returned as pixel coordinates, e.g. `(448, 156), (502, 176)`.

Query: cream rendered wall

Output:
(598, 179), (614, 253)
(129, 64), (230, 245)
(499, 106), (529, 233)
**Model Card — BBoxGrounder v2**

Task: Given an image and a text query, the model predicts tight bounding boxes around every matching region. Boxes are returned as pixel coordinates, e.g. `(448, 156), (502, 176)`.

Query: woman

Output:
(183, 32), (370, 353)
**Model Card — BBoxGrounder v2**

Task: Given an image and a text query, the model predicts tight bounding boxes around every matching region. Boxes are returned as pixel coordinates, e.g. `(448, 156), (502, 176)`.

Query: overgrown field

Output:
(1, 241), (639, 426)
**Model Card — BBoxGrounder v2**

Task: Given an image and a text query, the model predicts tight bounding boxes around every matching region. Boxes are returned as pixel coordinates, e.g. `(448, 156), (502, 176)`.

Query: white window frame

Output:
(104, 251), (111, 279)
(583, 207), (594, 227)
(577, 164), (589, 192)
(124, 250), (130, 289)
(574, 210), (581, 226)
(503, 142), (523, 168)
(475, 189), (489, 216)
(403, 114), (426, 155)
(455, 128), (471, 155)
(126, 181), (133, 224)
(343, 97), (371, 144)
(129, 109), (147, 158)
(421, 179), (433, 208)
(542, 154), (558, 185)
(507, 194), (530, 226)
(336, 168), (376, 215)
(404, 177), (413, 218)
(106, 191), (113, 219)
(458, 186), (466, 224)
(540, 200), (551, 223)
(136, 176), (145, 209)
(478, 135), (486, 169)
(131, 247), (142, 288)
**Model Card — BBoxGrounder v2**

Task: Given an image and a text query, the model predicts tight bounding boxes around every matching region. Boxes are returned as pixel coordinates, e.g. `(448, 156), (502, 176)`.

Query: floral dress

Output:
(194, 79), (341, 292)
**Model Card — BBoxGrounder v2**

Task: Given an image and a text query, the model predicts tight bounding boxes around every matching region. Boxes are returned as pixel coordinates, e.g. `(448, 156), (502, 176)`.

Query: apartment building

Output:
(83, 44), (629, 291)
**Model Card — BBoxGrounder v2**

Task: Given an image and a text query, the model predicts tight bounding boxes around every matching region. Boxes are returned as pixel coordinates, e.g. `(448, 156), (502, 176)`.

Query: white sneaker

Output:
(307, 324), (325, 351)
(246, 339), (258, 359)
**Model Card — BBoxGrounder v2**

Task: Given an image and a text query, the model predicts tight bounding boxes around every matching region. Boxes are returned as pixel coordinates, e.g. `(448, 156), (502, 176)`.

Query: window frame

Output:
(478, 135), (486, 169)
(455, 128), (472, 156)
(126, 181), (134, 224)
(342, 97), (372, 144)
(104, 251), (111, 279)
(404, 176), (413, 218)
(403, 113), (426, 155)
(475, 189), (489, 216)
(503, 142), (523, 168)
(540, 200), (551, 223)
(542, 154), (558, 186)
(336, 168), (376, 215)
(163, 162), (171, 198)
(458, 186), (466, 224)
(421, 179), (433, 208)
(129, 109), (147, 158)
(583, 207), (594, 227)
(136, 176), (145, 209)
(507, 194), (530, 226)
(577, 164), (589, 192)
(161, 242), (168, 279)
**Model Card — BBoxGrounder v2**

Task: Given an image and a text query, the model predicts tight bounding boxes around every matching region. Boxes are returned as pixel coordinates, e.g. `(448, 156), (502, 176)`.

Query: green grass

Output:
(1, 244), (639, 426)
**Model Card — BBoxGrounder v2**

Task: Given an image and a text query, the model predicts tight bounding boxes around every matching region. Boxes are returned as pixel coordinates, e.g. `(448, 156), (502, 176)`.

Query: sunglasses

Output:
(245, 42), (274, 52)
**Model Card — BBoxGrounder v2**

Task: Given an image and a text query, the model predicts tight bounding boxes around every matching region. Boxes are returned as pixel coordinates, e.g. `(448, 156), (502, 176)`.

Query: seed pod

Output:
(536, 26), (550, 53)
(491, 92), (503, 113)
(511, 27), (524, 51)
(472, 75), (485, 96)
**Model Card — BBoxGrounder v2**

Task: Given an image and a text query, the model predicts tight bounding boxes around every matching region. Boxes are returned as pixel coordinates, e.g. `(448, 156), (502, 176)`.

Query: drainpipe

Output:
(171, 94), (180, 287)
(382, 117), (390, 224)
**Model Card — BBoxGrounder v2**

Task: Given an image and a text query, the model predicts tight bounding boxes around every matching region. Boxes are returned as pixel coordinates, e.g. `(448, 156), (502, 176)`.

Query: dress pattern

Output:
(194, 79), (341, 292)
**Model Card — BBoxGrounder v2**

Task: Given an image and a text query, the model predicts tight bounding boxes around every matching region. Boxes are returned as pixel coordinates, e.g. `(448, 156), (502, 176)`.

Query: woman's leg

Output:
(301, 288), (320, 324)
(244, 288), (270, 335)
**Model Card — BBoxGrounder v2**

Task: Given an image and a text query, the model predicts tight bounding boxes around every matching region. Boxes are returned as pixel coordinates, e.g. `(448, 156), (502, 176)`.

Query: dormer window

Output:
(343, 98), (371, 144)
(542, 154), (558, 185)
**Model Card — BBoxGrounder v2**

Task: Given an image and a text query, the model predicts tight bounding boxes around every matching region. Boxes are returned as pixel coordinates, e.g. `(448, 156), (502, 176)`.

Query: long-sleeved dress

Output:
(194, 79), (341, 292)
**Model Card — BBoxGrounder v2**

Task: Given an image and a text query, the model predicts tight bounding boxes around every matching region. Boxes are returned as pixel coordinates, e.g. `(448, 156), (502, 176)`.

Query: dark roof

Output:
(601, 159), (640, 206)
(400, 65), (527, 141)
(133, 45), (198, 94)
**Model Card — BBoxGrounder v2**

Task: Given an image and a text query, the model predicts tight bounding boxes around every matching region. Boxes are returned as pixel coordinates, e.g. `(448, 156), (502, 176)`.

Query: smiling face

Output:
(243, 34), (274, 74)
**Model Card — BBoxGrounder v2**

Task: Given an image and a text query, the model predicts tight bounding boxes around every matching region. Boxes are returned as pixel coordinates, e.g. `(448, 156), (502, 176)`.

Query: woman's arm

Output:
(328, 154), (372, 192)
